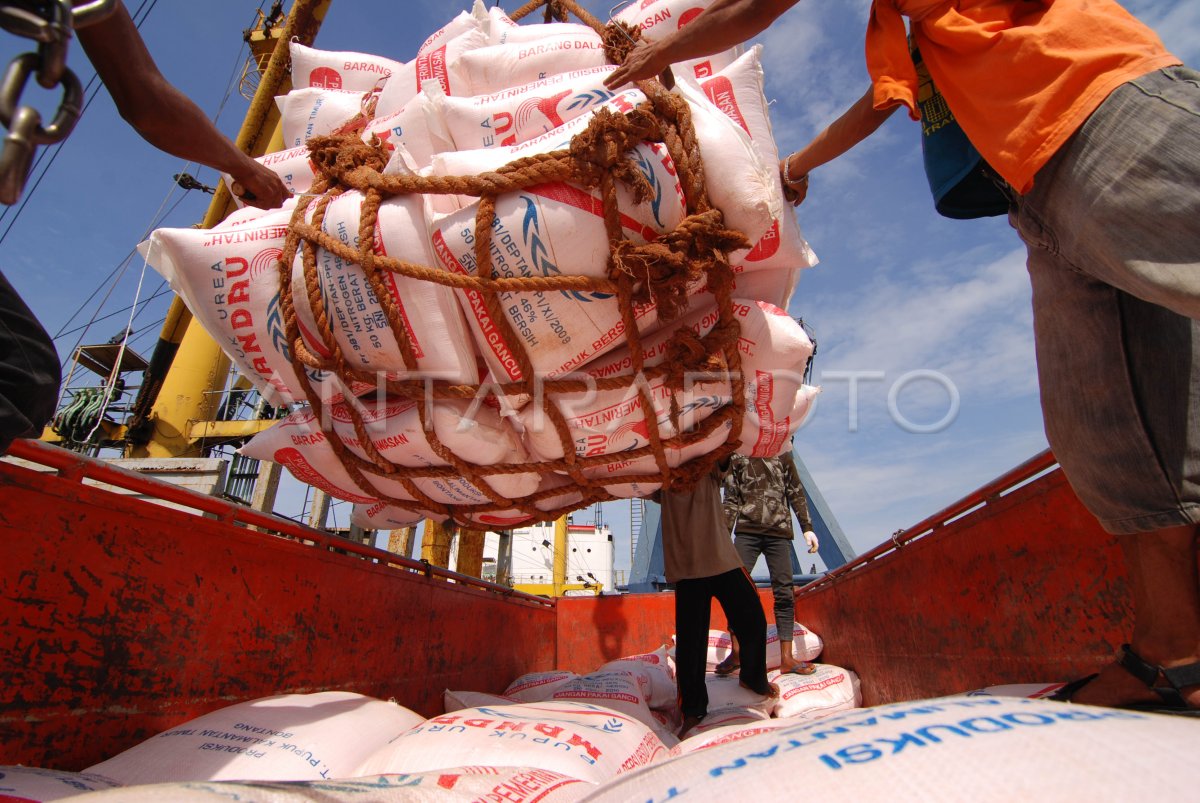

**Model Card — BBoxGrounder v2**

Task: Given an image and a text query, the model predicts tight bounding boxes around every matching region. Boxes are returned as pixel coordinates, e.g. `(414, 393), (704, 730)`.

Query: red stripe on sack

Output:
(752, 369), (790, 456)
(701, 75), (750, 135)
(376, 234), (424, 359)
(527, 182), (661, 242)
(296, 316), (334, 360)
(273, 447), (376, 504)
(416, 44), (450, 95)
(432, 230), (523, 381)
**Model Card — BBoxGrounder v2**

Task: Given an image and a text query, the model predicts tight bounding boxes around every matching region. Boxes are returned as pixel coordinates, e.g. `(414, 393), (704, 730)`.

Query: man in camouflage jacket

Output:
(718, 450), (820, 675)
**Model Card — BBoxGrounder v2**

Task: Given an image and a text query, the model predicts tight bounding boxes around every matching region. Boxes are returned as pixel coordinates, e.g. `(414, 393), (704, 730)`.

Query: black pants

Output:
(0, 272), (59, 453)
(735, 533), (796, 641)
(674, 567), (768, 719)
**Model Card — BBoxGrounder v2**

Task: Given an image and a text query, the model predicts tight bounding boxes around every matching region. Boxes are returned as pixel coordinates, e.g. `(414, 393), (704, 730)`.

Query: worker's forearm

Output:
(786, 87), (897, 177)
(606, 0), (799, 88)
(117, 80), (257, 176)
(78, 4), (246, 173)
(77, 1), (288, 207)
(650, 0), (798, 65)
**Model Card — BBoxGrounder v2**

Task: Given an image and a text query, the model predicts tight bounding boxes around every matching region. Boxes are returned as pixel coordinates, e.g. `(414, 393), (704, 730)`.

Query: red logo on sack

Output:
(679, 7), (704, 27)
(701, 76), (749, 134)
(308, 67), (342, 89)
(746, 219), (781, 261)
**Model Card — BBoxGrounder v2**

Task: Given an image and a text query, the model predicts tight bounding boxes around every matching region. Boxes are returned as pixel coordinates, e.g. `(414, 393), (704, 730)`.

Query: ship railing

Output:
(4, 438), (555, 609)
(795, 449), (1057, 600)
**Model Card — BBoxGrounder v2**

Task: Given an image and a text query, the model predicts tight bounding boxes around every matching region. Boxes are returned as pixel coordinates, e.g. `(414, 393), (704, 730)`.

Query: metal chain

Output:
(0, 0), (117, 204)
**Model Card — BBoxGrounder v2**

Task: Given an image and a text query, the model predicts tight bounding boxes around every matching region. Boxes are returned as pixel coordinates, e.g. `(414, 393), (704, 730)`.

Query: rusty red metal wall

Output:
(0, 462), (556, 770)
(794, 467), (1137, 706)
(6, 444), (1185, 771)
(555, 589), (774, 673)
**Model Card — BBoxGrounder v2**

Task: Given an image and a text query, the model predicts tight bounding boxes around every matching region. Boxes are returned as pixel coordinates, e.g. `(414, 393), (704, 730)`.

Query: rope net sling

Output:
(276, 0), (750, 525)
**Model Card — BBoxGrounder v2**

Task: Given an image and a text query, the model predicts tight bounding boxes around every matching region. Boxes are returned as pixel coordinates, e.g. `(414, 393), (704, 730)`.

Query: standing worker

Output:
(717, 449), (819, 678)
(655, 460), (775, 739)
(606, 0), (1200, 714)
(0, 0), (289, 455)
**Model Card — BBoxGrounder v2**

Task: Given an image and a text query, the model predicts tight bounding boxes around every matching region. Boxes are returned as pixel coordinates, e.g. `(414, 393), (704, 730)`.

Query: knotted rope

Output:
(275, 0), (749, 524)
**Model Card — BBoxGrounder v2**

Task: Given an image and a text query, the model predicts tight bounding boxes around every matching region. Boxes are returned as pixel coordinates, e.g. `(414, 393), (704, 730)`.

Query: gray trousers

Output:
(734, 532), (794, 642)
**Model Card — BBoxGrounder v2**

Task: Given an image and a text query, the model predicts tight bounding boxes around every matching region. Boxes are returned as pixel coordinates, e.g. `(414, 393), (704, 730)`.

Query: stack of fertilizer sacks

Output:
(139, 0), (820, 531)
(11, 628), (1199, 801)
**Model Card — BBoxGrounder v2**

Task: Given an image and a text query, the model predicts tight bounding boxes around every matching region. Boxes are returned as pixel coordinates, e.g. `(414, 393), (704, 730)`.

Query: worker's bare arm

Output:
(75, 1), (289, 209)
(781, 86), (898, 205)
(604, 0), (799, 89)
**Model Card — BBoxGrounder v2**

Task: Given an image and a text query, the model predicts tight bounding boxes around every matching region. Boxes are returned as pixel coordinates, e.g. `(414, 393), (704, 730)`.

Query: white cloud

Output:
(802, 424), (1049, 554)
(807, 246), (1036, 401)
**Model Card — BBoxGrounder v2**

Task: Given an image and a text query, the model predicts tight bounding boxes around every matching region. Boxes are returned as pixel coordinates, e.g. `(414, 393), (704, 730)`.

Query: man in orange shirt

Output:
(607, 0), (1200, 716)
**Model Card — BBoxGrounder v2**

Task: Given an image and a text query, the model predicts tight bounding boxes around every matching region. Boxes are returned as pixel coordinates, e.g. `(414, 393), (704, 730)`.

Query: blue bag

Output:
(913, 48), (1008, 219)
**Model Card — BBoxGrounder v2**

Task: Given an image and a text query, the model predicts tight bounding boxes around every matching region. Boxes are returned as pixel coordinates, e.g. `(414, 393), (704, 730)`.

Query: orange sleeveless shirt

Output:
(866, 0), (1179, 193)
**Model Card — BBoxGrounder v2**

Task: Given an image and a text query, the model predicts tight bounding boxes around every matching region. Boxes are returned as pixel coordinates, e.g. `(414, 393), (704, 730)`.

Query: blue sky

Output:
(1, 0), (1196, 574)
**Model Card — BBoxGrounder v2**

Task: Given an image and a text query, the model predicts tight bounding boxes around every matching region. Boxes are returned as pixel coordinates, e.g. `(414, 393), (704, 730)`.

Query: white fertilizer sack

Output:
(85, 691), (422, 786)
(505, 670), (579, 703)
(417, 2), (487, 57)
(375, 29), (487, 118)
(597, 647), (676, 710)
(278, 87), (374, 149)
(286, 183), (478, 386)
(139, 206), (340, 407)
(689, 706), (770, 738)
(354, 701), (668, 786)
(435, 66), (619, 152)
(769, 663), (862, 721)
(672, 79), (778, 255)
(550, 670), (659, 733)
(695, 46), (817, 275)
(248, 145), (317, 198)
(672, 717), (795, 755)
(766, 622), (824, 666)
(362, 91), (454, 168)
(703, 675), (776, 717)
(0, 766), (121, 801)
(583, 695), (1200, 802)
(457, 33), (610, 96)
(68, 769), (588, 803)
(289, 42), (403, 92)
(429, 103), (686, 382)
(615, 0), (742, 81)
(519, 299), (818, 489)
(241, 397), (539, 509)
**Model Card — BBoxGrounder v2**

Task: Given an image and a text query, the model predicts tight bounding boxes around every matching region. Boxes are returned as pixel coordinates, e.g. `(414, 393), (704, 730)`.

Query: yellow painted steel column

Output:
(421, 520), (453, 569)
(130, 0), (330, 458)
(553, 516), (568, 597)
(387, 526), (416, 558)
(456, 529), (485, 578)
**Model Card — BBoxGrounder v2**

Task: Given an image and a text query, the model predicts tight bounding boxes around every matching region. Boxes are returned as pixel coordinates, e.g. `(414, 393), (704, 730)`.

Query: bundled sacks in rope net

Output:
(139, 0), (819, 529)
